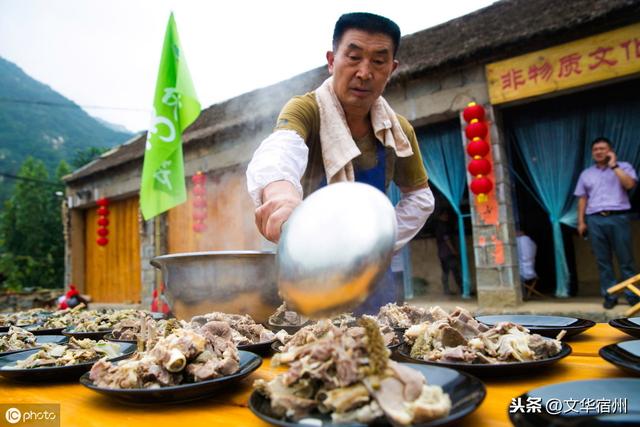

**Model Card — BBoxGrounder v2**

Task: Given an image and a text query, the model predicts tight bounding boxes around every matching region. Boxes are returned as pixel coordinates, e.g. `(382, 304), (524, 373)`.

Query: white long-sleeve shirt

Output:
(246, 130), (434, 251)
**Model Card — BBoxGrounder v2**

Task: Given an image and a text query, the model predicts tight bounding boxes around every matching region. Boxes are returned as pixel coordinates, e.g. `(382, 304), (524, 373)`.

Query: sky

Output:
(0, 0), (496, 133)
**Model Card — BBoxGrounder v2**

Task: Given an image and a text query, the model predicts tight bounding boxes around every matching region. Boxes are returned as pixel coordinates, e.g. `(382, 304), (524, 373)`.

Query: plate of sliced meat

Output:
(398, 308), (571, 376)
(476, 315), (594, 339)
(251, 316), (485, 426)
(81, 350), (262, 404)
(81, 321), (262, 403)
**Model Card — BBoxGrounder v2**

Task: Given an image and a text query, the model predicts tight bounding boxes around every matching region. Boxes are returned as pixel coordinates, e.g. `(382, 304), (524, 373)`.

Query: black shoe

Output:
(603, 298), (618, 309)
(626, 295), (640, 307)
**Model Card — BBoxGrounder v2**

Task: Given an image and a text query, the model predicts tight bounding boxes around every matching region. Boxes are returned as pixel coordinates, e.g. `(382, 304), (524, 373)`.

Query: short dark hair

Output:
(332, 12), (401, 57)
(591, 136), (612, 147)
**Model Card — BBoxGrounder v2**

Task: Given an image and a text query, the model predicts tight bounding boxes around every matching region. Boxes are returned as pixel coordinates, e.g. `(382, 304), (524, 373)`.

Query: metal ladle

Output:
(277, 182), (397, 318)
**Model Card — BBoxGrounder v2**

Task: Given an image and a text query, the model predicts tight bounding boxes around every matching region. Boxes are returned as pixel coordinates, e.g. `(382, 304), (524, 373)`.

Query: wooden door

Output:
(84, 197), (142, 302)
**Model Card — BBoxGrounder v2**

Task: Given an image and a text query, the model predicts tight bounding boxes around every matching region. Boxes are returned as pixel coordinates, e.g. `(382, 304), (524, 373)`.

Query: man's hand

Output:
(255, 180), (301, 243)
(607, 150), (618, 168)
(578, 221), (587, 237)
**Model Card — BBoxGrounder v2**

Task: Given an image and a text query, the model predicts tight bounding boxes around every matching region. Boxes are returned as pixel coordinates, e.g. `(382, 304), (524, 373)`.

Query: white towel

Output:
(315, 77), (413, 184)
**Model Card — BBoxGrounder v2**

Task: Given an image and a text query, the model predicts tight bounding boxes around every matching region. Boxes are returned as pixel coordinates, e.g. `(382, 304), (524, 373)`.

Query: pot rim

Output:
(150, 250), (276, 268)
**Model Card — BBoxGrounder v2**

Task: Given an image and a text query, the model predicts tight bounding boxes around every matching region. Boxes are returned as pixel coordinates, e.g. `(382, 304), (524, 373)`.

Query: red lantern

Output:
(97, 206), (110, 216)
(470, 177), (493, 195)
(192, 222), (207, 233)
(463, 102), (486, 123)
(96, 198), (111, 246)
(192, 210), (207, 221)
(191, 173), (206, 185)
(193, 197), (207, 208)
(193, 185), (206, 196)
(468, 158), (492, 176)
(466, 137), (490, 158)
(465, 119), (488, 140)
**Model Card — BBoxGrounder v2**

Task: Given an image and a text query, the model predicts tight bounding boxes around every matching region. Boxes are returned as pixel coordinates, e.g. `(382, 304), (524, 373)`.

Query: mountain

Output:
(93, 116), (134, 134)
(0, 56), (133, 205)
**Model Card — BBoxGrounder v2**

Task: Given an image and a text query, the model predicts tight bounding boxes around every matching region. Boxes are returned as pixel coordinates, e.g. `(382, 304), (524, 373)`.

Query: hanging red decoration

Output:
(193, 196), (207, 209)
(467, 158), (492, 176)
(462, 103), (493, 204)
(192, 210), (207, 221)
(465, 119), (488, 140)
(96, 197), (109, 207)
(97, 206), (110, 216)
(192, 222), (207, 233)
(463, 102), (486, 123)
(95, 197), (110, 246)
(466, 137), (490, 158)
(470, 177), (493, 195)
(192, 185), (206, 196)
(191, 171), (207, 233)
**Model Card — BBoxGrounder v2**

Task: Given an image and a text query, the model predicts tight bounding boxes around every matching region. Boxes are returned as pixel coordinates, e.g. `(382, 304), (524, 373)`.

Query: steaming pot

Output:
(150, 251), (280, 323)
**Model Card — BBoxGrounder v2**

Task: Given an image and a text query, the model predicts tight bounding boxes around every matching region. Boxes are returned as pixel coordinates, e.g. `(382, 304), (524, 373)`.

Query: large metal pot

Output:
(150, 251), (280, 323)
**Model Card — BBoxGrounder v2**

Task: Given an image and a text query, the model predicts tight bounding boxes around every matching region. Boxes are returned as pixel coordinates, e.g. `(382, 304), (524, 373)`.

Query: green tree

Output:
(0, 157), (65, 290)
(70, 147), (109, 170)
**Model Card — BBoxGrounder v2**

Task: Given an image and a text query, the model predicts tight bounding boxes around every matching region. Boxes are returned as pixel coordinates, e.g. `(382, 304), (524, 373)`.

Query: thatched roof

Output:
(65, 0), (640, 183)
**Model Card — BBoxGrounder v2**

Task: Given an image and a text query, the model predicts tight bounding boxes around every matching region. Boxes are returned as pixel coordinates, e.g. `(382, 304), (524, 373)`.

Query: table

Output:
(0, 323), (634, 427)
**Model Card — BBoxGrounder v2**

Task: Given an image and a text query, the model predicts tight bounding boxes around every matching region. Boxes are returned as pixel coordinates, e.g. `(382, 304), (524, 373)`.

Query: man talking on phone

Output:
(574, 137), (638, 309)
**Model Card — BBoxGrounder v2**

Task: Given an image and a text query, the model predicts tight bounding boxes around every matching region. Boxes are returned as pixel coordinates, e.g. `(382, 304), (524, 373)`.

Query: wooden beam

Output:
(607, 273), (640, 294)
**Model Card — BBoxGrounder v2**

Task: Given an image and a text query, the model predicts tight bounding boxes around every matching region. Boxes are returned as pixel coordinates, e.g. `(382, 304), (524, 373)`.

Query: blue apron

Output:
(319, 142), (397, 315)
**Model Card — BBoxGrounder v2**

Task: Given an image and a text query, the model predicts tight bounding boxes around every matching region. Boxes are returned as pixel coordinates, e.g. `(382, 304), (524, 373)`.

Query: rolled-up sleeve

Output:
(246, 130), (308, 207)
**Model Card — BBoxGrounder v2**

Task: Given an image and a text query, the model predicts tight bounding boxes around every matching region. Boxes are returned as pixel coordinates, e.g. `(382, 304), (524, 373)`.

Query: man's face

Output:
(326, 29), (398, 114)
(591, 141), (611, 162)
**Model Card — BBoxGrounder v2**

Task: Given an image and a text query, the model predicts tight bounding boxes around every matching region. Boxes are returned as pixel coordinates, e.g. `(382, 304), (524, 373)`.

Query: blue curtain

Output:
(509, 110), (584, 297)
(416, 120), (472, 297)
(388, 184), (413, 298)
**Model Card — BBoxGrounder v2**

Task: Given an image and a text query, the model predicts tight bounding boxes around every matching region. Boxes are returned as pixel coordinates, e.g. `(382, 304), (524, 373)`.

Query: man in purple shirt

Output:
(575, 137), (638, 309)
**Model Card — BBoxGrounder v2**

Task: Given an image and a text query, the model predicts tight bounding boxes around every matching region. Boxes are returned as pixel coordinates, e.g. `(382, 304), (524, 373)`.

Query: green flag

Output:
(140, 13), (201, 220)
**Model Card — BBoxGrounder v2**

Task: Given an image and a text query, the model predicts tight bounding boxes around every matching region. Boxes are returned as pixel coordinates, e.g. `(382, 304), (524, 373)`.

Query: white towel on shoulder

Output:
(315, 77), (413, 184)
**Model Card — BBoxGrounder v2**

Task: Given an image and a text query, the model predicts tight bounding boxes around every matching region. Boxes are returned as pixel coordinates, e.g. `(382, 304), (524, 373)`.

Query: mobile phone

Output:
(605, 155), (611, 162)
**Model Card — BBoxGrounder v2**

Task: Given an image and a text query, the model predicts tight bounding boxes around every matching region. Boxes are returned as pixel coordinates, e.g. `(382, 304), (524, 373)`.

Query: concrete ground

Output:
(407, 295), (636, 322)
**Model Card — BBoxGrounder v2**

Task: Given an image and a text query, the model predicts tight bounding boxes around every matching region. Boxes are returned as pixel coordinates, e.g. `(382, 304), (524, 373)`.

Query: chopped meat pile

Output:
(405, 307), (562, 363)
(190, 312), (274, 346)
(15, 338), (120, 368)
(0, 308), (51, 328)
(0, 326), (38, 352)
(89, 321), (239, 389)
(70, 309), (155, 332)
(111, 317), (183, 345)
(376, 303), (435, 329)
(32, 305), (85, 330)
(275, 318), (399, 357)
(256, 317), (451, 426)
(268, 303), (309, 327)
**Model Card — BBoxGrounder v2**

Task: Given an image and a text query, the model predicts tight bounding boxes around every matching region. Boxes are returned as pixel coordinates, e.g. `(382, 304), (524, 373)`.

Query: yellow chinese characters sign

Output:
(486, 23), (640, 104)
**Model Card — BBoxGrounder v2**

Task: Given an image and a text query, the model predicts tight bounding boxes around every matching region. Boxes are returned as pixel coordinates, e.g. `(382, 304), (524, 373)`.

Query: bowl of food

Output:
(150, 251), (281, 324)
